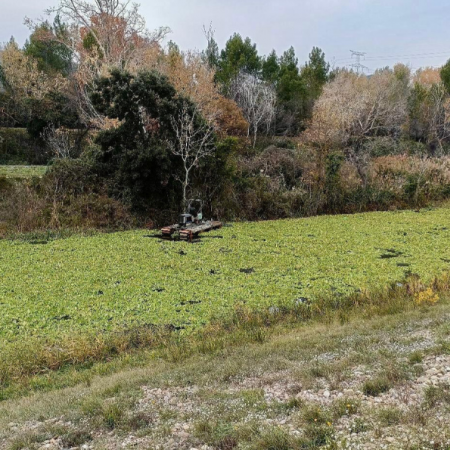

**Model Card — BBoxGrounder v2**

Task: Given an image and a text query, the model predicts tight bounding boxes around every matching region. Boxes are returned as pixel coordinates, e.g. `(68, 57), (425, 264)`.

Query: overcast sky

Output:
(2, 0), (450, 73)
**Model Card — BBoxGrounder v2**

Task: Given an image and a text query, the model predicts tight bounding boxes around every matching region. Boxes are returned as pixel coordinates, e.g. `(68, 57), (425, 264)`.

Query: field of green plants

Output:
(0, 165), (47, 179)
(0, 208), (450, 344)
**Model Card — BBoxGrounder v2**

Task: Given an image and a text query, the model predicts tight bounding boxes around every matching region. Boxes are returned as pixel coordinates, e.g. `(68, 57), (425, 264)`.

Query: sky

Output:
(2, 0), (450, 73)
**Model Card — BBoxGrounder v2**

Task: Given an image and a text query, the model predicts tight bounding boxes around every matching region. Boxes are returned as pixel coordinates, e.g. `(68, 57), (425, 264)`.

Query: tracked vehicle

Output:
(160, 199), (222, 241)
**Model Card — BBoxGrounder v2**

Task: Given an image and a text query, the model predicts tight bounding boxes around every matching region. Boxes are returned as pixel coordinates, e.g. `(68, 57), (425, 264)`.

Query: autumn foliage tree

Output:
(407, 67), (450, 154)
(0, 38), (67, 126)
(305, 67), (409, 184)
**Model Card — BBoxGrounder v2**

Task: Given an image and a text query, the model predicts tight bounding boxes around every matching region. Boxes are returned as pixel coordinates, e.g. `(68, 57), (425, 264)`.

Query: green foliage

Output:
(91, 69), (205, 211)
(300, 423), (334, 448)
(441, 59), (450, 94)
(331, 398), (359, 419)
(262, 50), (280, 84)
(277, 47), (303, 103)
(102, 403), (124, 429)
(250, 426), (295, 450)
(302, 404), (331, 424)
(0, 127), (47, 164)
(362, 377), (392, 397)
(26, 91), (81, 138)
(301, 47), (330, 101)
(273, 47), (307, 134)
(216, 33), (262, 86)
(1, 208), (450, 348)
(423, 384), (450, 408)
(203, 30), (220, 69)
(82, 30), (104, 59)
(408, 351), (423, 365)
(23, 17), (73, 76)
(377, 407), (403, 426)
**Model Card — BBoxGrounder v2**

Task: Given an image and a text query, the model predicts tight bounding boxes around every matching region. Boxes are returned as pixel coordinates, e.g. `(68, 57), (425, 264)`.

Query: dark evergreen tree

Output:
(90, 70), (215, 212)
(301, 47), (330, 101)
(215, 34), (261, 87)
(441, 59), (450, 94)
(262, 50), (280, 84)
(24, 17), (73, 76)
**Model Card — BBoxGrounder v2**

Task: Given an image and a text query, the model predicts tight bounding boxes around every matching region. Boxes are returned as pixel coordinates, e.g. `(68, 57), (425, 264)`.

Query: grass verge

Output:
(1, 271), (449, 402)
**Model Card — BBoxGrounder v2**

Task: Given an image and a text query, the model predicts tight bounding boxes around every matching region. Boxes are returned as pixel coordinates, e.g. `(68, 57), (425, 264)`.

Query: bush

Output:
(0, 128), (47, 164)
(0, 159), (133, 234)
(362, 377), (392, 397)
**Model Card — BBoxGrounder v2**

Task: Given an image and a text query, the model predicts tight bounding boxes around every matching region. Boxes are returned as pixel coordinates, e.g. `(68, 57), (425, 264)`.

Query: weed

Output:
(250, 426), (296, 450)
(331, 398), (359, 419)
(362, 377), (392, 397)
(301, 404), (331, 425)
(60, 429), (93, 447)
(377, 407), (403, 426)
(300, 423), (335, 448)
(241, 389), (266, 406)
(194, 420), (236, 448)
(102, 403), (124, 430)
(409, 351), (423, 364)
(423, 384), (450, 409)
(126, 411), (155, 431)
(350, 418), (369, 434)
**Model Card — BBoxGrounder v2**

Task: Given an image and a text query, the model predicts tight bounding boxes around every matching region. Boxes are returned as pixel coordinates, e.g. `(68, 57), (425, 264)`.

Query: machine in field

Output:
(160, 199), (222, 241)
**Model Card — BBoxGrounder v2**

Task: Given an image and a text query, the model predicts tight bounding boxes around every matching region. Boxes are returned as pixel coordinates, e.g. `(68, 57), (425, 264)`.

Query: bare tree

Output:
(305, 68), (409, 185)
(46, 0), (169, 71)
(230, 72), (276, 147)
(415, 82), (450, 155)
(42, 126), (77, 159)
(26, 0), (169, 127)
(169, 102), (216, 207)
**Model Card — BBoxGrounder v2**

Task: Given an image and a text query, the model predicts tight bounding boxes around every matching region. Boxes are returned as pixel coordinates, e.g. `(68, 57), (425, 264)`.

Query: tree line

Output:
(2, 0), (450, 234)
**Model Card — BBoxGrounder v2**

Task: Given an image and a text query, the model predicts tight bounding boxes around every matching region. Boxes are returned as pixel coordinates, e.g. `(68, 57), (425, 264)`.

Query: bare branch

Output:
(229, 72), (276, 147)
(169, 102), (216, 206)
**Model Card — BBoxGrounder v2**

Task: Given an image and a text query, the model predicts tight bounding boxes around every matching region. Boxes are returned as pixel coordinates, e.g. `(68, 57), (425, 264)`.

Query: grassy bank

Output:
(1, 290), (450, 449)
(0, 166), (47, 179)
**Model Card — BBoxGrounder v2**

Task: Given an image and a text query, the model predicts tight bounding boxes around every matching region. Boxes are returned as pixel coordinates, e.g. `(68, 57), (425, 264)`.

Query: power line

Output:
(334, 50), (450, 64)
(349, 50), (369, 74)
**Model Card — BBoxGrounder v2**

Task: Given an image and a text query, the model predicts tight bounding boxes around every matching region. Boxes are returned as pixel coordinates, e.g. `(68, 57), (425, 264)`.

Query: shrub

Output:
(331, 398), (359, 419)
(415, 288), (439, 306)
(0, 128), (47, 164)
(102, 403), (124, 430)
(362, 377), (392, 397)
(377, 407), (403, 426)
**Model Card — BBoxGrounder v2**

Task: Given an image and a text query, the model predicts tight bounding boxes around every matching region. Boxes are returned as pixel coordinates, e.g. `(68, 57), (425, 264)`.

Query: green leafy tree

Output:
(441, 59), (450, 94)
(301, 47), (330, 102)
(24, 17), (73, 76)
(90, 70), (214, 212)
(275, 47), (307, 133)
(215, 33), (261, 87)
(262, 50), (280, 84)
(202, 25), (220, 69)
